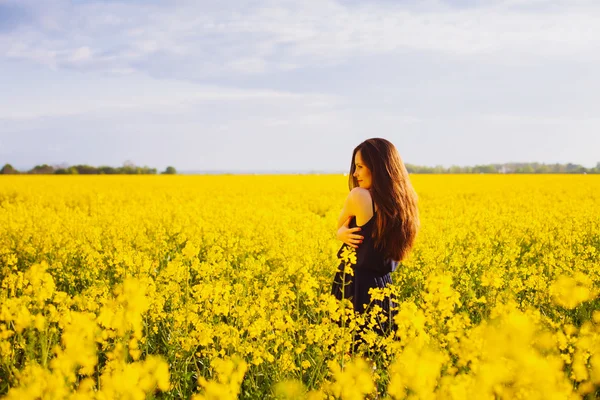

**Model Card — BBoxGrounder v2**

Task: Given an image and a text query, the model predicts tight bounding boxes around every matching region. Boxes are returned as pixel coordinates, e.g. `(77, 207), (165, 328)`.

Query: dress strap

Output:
(371, 195), (376, 214)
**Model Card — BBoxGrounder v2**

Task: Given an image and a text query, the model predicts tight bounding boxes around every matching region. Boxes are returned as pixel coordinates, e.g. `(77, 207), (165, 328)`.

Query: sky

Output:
(1, 0), (599, 173)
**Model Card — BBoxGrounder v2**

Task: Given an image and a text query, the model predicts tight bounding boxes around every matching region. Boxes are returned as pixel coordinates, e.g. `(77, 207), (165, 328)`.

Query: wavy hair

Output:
(348, 138), (420, 262)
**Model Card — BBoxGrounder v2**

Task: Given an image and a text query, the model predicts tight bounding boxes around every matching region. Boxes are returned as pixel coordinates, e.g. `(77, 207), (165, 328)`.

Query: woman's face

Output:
(353, 150), (372, 189)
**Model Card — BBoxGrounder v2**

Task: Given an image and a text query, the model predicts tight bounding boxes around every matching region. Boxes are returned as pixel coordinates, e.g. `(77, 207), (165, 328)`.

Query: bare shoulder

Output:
(349, 188), (374, 223)
(350, 187), (372, 204)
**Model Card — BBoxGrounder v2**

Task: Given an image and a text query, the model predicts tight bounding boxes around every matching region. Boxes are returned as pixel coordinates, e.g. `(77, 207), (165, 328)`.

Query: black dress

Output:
(331, 195), (399, 340)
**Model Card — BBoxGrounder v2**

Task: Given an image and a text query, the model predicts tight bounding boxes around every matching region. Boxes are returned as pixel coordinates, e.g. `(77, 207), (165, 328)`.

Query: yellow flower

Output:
(2, 172), (600, 399)
(326, 357), (375, 400)
(194, 355), (248, 400)
(339, 245), (357, 265)
(274, 379), (307, 399)
(549, 273), (596, 309)
(388, 342), (446, 400)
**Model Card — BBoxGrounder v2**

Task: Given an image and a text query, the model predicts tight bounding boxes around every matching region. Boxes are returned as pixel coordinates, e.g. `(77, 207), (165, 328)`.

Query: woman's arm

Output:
(336, 189), (357, 230)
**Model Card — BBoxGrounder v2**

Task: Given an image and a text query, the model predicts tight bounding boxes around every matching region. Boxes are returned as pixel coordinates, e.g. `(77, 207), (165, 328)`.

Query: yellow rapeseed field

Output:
(1, 174), (599, 399)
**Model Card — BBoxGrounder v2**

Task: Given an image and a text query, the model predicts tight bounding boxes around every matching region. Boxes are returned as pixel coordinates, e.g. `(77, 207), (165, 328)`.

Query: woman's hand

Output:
(337, 216), (364, 248)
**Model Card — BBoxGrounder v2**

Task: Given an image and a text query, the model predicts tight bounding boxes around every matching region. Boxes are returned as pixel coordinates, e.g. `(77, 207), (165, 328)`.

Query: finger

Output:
(351, 227), (362, 232)
(353, 235), (364, 240)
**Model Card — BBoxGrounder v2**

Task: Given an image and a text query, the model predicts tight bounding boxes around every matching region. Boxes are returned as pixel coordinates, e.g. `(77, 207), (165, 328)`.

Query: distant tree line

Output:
(405, 162), (600, 174)
(0, 163), (177, 175)
(2, 161), (599, 175)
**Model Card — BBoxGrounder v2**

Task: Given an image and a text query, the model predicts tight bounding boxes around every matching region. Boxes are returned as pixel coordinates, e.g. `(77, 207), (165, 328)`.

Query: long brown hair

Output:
(348, 138), (419, 262)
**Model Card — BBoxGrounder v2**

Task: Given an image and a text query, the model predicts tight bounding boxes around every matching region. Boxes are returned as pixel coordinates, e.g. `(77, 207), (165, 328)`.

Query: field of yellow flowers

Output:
(1, 174), (599, 399)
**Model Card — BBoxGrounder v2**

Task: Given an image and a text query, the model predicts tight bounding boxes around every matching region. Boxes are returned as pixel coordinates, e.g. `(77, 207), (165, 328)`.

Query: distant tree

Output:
(521, 165), (535, 174)
(432, 165), (446, 174)
(73, 165), (98, 174)
(138, 165), (156, 175)
(28, 164), (55, 174)
(473, 165), (496, 174)
(449, 165), (463, 174)
(162, 166), (177, 175)
(53, 166), (80, 175)
(1, 164), (19, 174)
(97, 166), (116, 174)
(53, 163), (69, 170)
(536, 164), (550, 174)
(565, 163), (580, 172)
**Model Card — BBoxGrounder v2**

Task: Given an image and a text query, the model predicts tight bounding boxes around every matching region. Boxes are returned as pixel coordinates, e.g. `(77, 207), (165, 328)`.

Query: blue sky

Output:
(1, 0), (599, 172)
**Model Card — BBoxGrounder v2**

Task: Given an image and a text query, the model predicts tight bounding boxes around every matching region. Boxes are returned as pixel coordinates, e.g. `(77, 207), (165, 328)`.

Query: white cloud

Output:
(69, 46), (93, 63)
(477, 113), (600, 125)
(226, 57), (268, 74)
(2, 0), (600, 170)
(2, 0), (600, 76)
(0, 73), (342, 120)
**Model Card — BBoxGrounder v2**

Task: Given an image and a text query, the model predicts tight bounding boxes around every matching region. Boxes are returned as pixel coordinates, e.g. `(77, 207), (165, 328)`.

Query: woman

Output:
(331, 138), (420, 344)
